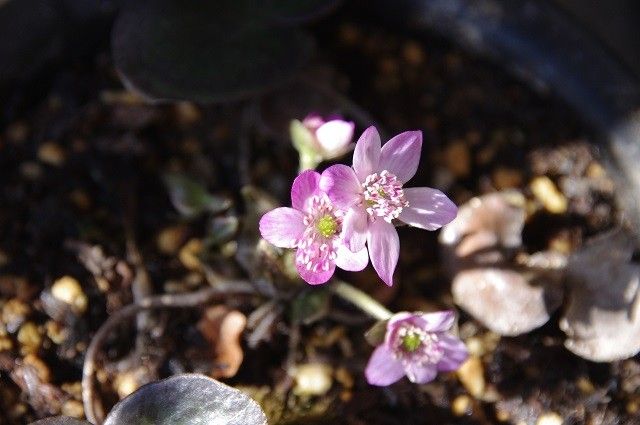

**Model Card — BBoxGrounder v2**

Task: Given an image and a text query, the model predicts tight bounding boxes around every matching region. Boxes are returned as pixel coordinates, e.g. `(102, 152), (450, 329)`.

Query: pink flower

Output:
(365, 311), (468, 386)
(291, 115), (355, 171)
(320, 127), (458, 286)
(259, 170), (368, 285)
(302, 114), (355, 159)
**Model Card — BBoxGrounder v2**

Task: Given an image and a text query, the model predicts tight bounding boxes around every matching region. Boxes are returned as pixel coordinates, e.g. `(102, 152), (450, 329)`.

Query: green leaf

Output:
(112, 0), (313, 103)
(206, 216), (240, 246)
(291, 288), (330, 325)
(104, 374), (268, 425)
(163, 173), (231, 218)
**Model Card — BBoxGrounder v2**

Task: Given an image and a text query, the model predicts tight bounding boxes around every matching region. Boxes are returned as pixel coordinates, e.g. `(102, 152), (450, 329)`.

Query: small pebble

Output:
(536, 412), (563, 425)
(45, 320), (68, 344)
(38, 141), (66, 166)
(2, 298), (30, 333)
(456, 356), (485, 398)
(157, 225), (187, 255)
(530, 176), (568, 214)
(452, 394), (472, 416)
(23, 353), (51, 382)
(179, 238), (203, 271)
(51, 276), (88, 314)
(292, 363), (333, 397)
(17, 321), (42, 354)
(61, 400), (85, 419)
(444, 140), (471, 178)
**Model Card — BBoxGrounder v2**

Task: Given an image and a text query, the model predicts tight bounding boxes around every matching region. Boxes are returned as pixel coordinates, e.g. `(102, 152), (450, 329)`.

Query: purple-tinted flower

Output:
(291, 115), (355, 171)
(320, 127), (458, 286)
(259, 170), (368, 285)
(302, 114), (355, 158)
(365, 311), (468, 386)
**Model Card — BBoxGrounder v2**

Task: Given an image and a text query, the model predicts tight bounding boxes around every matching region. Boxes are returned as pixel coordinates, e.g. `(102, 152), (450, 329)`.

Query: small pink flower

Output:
(365, 311), (468, 386)
(302, 114), (355, 159)
(259, 170), (368, 285)
(320, 127), (458, 286)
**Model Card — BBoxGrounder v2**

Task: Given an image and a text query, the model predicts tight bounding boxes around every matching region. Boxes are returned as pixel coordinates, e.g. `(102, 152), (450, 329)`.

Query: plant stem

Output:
(330, 280), (393, 321)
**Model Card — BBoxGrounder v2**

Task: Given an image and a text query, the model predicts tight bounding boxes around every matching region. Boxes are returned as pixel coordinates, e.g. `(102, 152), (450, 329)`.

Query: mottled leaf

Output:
(112, 0), (313, 103)
(163, 173), (231, 218)
(291, 288), (330, 325)
(30, 418), (91, 425)
(560, 229), (640, 361)
(452, 265), (564, 336)
(104, 374), (268, 425)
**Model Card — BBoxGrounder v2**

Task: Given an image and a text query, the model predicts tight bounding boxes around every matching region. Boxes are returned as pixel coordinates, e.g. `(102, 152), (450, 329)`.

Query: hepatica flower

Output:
(259, 170), (368, 285)
(320, 127), (458, 286)
(365, 311), (468, 386)
(291, 114), (355, 171)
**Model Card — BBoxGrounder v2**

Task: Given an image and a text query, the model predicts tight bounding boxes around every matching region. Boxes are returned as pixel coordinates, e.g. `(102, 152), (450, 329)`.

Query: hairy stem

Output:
(329, 279), (393, 321)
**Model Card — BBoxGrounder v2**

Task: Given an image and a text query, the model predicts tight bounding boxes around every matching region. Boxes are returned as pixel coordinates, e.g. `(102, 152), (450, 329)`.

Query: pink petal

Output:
(365, 345), (406, 386)
(353, 126), (381, 181)
(404, 362), (438, 384)
(436, 334), (469, 372)
(367, 219), (400, 286)
(379, 131), (422, 183)
(316, 120), (355, 155)
(341, 207), (368, 252)
(335, 244), (368, 272)
(296, 253), (336, 285)
(259, 208), (305, 248)
(399, 187), (458, 230)
(417, 311), (456, 332)
(320, 164), (362, 209)
(291, 170), (321, 211)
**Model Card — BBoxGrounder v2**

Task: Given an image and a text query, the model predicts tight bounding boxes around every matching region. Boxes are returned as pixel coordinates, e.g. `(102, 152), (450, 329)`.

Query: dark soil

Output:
(0, 8), (637, 425)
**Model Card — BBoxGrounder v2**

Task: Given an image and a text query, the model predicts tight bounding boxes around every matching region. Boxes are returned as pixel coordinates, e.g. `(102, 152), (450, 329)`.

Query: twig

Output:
(329, 279), (393, 321)
(82, 281), (258, 425)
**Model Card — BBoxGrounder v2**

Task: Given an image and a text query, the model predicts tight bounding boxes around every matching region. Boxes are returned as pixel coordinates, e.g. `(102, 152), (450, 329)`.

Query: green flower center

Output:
(401, 333), (422, 352)
(316, 215), (338, 238)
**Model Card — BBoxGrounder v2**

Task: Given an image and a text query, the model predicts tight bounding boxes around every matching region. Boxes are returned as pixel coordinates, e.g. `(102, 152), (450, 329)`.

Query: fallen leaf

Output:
(198, 306), (247, 378)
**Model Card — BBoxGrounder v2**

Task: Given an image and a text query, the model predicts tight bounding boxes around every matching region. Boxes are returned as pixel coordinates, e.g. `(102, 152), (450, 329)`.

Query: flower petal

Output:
(353, 126), (381, 181)
(417, 311), (456, 332)
(436, 334), (469, 372)
(316, 120), (355, 156)
(367, 219), (400, 286)
(291, 170), (321, 211)
(399, 187), (458, 230)
(259, 208), (305, 248)
(320, 164), (362, 209)
(379, 131), (422, 183)
(296, 253), (336, 285)
(341, 207), (368, 252)
(335, 244), (368, 271)
(365, 345), (406, 386)
(404, 362), (438, 384)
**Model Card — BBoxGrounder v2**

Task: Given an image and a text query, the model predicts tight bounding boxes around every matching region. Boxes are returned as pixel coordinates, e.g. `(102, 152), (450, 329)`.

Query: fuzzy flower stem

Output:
(330, 279), (393, 321)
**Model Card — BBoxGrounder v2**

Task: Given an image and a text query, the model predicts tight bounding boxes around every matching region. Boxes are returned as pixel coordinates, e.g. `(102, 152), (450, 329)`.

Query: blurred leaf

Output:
(163, 173), (231, 218)
(364, 319), (388, 346)
(560, 229), (640, 361)
(291, 288), (330, 325)
(104, 374), (268, 425)
(266, 0), (342, 24)
(206, 216), (240, 247)
(112, 0), (313, 103)
(30, 418), (91, 425)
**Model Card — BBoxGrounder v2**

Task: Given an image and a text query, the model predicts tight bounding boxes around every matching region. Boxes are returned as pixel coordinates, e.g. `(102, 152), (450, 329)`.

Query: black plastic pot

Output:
(370, 0), (640, 235)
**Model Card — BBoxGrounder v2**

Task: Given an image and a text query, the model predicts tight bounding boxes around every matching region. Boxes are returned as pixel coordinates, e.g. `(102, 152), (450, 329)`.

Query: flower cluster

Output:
(260, 120), (466, 387)
(366, 311), (468, 386)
